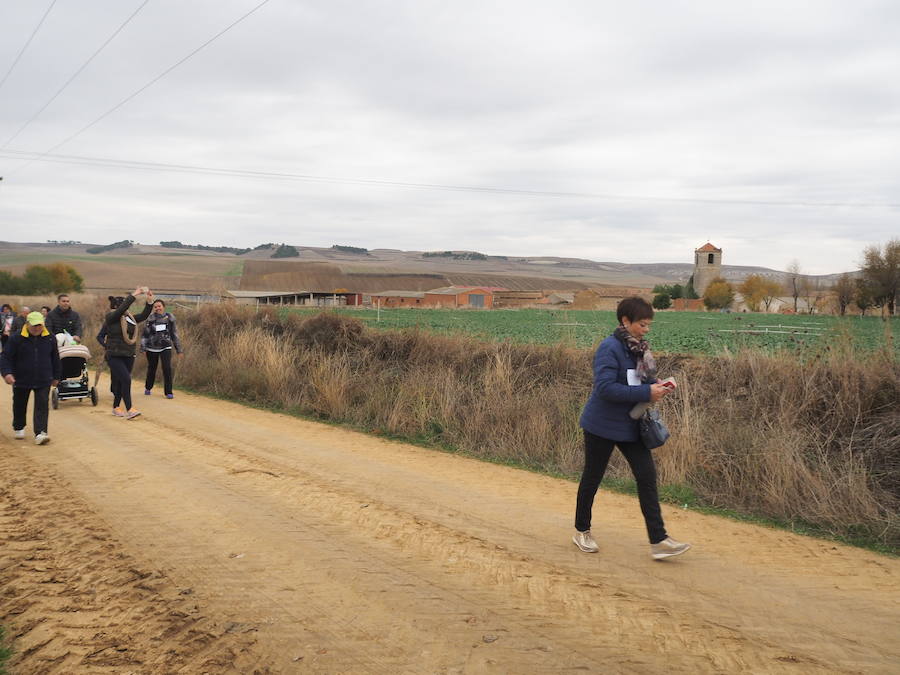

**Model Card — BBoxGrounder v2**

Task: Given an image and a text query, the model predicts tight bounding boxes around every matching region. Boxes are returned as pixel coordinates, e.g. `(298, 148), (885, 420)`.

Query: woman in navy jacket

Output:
(573, 297), (691, 560)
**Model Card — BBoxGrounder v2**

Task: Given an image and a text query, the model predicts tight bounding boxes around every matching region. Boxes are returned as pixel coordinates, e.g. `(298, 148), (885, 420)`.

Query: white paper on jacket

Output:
(155, 323), (167, 331)
(626, 369), (641, 386)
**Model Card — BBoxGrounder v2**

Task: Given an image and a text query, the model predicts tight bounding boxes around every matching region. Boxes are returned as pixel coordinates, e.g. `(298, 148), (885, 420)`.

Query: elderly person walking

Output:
(573, 296), (691, 560)
(1, 311), (60, 445)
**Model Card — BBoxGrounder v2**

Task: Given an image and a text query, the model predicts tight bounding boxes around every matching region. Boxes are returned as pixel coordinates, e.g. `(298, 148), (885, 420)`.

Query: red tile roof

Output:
(696, 242), (721, 252)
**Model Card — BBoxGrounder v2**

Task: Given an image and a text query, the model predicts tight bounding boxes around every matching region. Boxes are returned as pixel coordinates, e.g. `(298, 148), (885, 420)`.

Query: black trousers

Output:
(107, 355), (135, 410)
(145, 350), (173, 395)
(12, 386), (50, 434)
(575, 430), (667, 544)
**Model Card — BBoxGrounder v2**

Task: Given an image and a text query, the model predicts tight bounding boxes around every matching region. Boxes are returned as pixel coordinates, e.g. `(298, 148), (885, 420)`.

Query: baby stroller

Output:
(53, 339), (99, 409)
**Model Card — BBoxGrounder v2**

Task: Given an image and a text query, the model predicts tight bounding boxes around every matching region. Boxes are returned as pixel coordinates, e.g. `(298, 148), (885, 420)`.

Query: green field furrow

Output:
(285, 307), (898, 355)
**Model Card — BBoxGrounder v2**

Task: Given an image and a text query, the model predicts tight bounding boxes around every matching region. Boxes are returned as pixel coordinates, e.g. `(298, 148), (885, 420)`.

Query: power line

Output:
(0, 0), (60, 94)
(2, 148), (899, 209)
(19, 0), (272, 169)
(2, 0), (153, 150)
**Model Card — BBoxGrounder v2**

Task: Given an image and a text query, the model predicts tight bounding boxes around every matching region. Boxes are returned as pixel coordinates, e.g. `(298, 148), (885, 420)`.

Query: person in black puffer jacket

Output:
(45, 293), (83, 342)
(141, 298), (183, 398)
(105, 287), (153, 419)
(1, 311), (61, 444)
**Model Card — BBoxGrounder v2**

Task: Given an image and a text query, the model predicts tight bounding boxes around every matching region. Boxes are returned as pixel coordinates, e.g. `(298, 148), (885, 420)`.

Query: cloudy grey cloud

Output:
(1, 0), (898, 274)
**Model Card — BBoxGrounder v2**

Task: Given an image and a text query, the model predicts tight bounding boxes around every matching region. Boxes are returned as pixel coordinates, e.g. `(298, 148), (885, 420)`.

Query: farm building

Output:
(422, 286), (501, 308)
(369, 290), (426, 307)
(492, 290), (545, 308)
(226, 290), (363, 307)
(545, 292), (575, 305)
(571, 288), (650, 311)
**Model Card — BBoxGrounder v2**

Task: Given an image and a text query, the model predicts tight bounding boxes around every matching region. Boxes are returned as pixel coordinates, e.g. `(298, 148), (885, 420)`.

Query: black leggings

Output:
(145, 350), (173, 395)
(107, 355), (135, 410)
(575, 430), (667, 544)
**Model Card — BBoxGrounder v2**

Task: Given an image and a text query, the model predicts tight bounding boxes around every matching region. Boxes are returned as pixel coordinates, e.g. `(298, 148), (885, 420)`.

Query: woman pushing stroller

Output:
(104, 287), (153, 419)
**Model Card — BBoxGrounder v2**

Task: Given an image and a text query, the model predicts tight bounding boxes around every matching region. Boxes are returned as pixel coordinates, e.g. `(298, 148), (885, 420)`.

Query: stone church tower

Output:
(692, 242), (722, 295)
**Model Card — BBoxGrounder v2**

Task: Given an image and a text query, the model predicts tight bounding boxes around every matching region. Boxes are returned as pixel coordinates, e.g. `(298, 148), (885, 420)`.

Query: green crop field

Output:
(285, 307), (898, 355)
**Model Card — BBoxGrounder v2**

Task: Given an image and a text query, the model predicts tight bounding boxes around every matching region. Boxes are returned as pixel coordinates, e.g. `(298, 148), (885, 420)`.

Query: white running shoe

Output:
(14, 429), (25, 440)
(651, 537), (691, 560)
(34, 432), (50, 445)
(572, 529), (599, 553)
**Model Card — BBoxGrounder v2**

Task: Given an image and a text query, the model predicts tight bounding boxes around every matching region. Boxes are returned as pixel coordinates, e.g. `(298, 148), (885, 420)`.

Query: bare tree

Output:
(800, 276), (827, 314)
(785, 260), (801, 313)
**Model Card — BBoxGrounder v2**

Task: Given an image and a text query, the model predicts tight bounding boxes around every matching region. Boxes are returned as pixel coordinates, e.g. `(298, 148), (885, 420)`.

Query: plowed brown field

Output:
(1, 381), (898, 673)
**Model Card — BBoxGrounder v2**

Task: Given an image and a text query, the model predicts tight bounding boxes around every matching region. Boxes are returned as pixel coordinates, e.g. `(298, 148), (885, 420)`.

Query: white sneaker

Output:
(651, 537), (691, 560)
(573, 529), (599, 553)
(34, 432), (50, 445)
(14, 429), (25, 440)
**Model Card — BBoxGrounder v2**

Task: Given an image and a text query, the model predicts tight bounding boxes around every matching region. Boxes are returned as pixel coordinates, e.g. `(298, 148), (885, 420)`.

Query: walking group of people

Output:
(101, 287), (182, 419)
(1, 288), (182, 443)
(4, 288), (682, 561)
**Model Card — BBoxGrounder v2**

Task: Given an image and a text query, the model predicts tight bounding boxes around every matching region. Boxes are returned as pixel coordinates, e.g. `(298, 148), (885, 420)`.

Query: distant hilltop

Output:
(0, 240), (855, 294)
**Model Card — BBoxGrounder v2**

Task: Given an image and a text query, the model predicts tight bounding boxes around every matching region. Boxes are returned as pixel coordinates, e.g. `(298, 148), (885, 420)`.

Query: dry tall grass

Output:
(166, 305), (899, 548)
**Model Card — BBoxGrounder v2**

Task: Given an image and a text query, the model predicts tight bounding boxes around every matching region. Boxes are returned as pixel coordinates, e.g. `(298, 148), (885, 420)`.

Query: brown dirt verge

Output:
(0, 438), (265, 674)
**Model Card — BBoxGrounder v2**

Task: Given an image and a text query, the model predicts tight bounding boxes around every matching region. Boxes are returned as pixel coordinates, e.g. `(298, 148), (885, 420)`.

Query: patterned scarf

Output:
(613, 325), (657, 382)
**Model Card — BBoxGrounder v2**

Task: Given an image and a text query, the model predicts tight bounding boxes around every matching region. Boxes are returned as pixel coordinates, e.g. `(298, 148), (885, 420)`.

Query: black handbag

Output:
(639, 408), (670, 449)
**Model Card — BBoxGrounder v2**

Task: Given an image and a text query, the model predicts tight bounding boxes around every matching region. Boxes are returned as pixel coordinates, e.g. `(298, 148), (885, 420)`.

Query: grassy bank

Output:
(169, 305), (898, 551)
(0, 626), (11, 675)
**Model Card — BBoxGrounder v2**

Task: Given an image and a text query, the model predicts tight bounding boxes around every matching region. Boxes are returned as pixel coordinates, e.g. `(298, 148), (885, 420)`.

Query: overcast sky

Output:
(0, 1), (897, 274)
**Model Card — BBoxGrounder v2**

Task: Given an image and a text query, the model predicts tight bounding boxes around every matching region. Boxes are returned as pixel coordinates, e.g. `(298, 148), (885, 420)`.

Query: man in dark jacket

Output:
(1, 311), (60, 445)
(45, 294), (83, 342)
(9, 306), (30, 335)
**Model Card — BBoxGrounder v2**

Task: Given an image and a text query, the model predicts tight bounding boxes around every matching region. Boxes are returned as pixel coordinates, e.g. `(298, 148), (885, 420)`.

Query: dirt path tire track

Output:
(1, 381), (898, 673)
(0, 437), (262, 673)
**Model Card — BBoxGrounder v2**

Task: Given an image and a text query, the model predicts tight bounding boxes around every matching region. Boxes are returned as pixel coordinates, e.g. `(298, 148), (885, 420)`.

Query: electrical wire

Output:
(2, 0), (153, 150)
(0, 0), (60, 94)
(15, 0), (272, 172)
(1, 148), (898, 209)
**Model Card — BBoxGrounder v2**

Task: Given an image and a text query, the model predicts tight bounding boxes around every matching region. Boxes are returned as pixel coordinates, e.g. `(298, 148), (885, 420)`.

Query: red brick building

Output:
(422, 286), (500, 308)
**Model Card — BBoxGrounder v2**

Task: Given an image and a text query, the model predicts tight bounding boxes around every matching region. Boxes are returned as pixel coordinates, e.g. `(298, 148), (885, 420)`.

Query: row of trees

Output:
(0, 263), (84, 295)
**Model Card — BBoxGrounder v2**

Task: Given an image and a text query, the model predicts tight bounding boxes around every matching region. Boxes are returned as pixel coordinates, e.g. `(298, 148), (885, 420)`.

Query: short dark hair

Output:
(153, 298), (166, 308)
(108, 295), (125, 310)
(57, 293), (69, 301)
(616, 296), (654, 323)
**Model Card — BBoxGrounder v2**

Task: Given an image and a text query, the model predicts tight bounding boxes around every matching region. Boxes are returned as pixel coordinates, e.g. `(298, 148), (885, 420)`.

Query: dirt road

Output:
(1, 381), (898, 673)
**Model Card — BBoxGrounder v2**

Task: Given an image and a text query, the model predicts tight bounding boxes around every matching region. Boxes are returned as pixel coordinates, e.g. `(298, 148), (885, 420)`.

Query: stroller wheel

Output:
(51, 388), (59, 410)
(90, 387), (98, 407)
